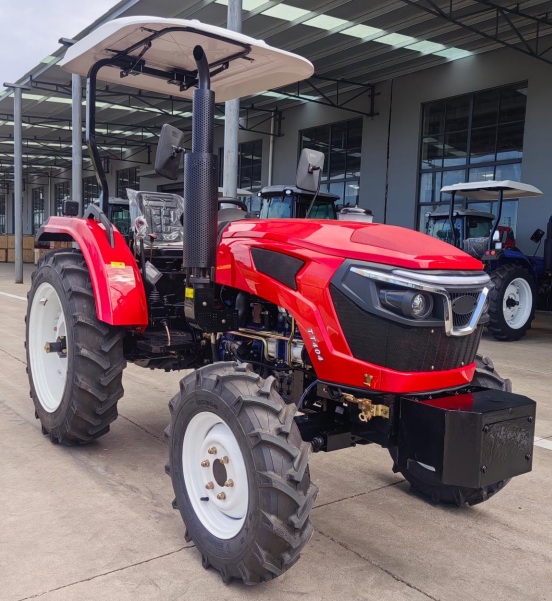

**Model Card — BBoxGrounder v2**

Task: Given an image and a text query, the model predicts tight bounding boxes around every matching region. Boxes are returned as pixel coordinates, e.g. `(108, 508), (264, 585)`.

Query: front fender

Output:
(37, 217), (148, 328)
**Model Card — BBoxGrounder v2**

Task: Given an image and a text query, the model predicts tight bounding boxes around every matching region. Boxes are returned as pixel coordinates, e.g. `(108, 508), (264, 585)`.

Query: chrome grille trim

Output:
(350, 267), (489, 338)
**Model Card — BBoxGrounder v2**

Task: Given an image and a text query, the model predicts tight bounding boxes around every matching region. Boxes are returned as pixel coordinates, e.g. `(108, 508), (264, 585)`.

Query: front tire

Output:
(487, 264), (535, 341)
(165, 362), (317, 585)
(390, 355), (511, 506)
(26, 249), (126, 444)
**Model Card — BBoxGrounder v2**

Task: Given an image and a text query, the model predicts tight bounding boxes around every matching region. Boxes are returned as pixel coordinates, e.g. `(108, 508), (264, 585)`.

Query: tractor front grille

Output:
(450, 291), (480, 328)
(330, 284), (482, 373)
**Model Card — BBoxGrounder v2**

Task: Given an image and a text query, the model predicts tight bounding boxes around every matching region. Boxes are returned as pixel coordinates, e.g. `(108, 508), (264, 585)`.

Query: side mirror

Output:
(155, 124), (185, 180)
(531, 228), (545, 243)
(296, 148), (324, 193)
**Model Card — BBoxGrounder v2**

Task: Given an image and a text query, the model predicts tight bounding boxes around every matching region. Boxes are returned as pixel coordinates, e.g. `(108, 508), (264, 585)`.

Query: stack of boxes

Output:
(0, 235), (71, 264)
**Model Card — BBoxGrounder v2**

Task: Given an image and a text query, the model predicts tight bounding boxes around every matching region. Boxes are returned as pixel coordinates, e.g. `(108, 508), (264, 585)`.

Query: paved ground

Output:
(1, 262), (552, 601)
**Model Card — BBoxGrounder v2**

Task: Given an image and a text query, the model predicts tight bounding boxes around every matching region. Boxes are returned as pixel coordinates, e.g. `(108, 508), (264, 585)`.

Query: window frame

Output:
(83, 175), (100, 210)
(417, 82), (528, 233)
(0, 194), (6, 234)
(116, 166), (139, 199)
(298, 117), (363, 208)
(32, 186), (45, 234)
(54, 181), (71, 216)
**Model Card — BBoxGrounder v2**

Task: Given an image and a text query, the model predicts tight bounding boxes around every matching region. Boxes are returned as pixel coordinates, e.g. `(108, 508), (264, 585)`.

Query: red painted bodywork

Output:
(39, 217), (148, 328)
(216, 220), (484, 394)
(42, 216), (485, 394)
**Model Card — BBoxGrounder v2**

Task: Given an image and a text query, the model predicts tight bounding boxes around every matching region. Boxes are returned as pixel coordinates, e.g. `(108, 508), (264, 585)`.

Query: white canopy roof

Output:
(60, 16), (314, 103)
(441, 180), (543, 200)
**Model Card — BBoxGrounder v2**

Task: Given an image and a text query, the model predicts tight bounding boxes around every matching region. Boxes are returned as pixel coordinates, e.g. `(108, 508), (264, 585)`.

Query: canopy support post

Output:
(222, 0), (243, 200)
(72, 74), (83, 216)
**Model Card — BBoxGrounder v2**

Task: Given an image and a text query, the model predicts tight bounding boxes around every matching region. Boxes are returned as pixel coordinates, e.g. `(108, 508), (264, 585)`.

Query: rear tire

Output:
(390, 355), (511, 506)
(26, 249), (126, 445)
(487, 264), (535, 341)
(165, 362), (317, 585)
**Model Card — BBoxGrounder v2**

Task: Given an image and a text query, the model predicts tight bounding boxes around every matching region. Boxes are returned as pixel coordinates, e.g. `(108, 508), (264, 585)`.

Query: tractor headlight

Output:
(379, 289), (434, 320)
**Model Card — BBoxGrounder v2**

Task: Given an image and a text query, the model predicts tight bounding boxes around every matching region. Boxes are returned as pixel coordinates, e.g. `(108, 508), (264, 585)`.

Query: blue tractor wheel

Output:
(488, 264), (535, 341)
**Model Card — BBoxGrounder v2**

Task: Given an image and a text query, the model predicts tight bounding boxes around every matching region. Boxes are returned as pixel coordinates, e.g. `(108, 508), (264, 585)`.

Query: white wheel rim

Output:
(28, 282), (69, 413)
(503, 277), (532, 330)
(182, 412), (249, 539)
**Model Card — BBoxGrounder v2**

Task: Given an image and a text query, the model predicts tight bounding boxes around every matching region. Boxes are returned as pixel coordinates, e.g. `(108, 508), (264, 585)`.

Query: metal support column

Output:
(222, 0), (242, 199)
(71, 74), (83, 216)
(3, 82), (29, 283)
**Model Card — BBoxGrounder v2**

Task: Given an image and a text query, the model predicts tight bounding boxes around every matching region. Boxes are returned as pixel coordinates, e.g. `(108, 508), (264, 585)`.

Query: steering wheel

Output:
(218, 199), (248, 212)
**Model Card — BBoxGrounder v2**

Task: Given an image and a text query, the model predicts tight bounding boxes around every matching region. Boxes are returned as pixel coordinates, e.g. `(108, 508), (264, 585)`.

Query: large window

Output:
(418, 83), (527, 234)
(55, 181), (71, 216)
(0, 195), (6, 233)
(237, 140), (263, 193)
(218, 140), (263, 211)
(83, 175), (100, 210)
(32, 187), (45, 234)
(116, 167), (139, 199)
(300, 118), (362, 207)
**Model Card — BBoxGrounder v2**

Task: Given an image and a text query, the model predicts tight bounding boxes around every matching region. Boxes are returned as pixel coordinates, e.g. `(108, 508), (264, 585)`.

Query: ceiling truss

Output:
(402, 0), (552, 66)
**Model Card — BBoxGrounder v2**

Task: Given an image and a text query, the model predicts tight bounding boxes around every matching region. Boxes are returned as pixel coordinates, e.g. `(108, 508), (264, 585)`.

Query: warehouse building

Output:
(1, 0), (551, 253)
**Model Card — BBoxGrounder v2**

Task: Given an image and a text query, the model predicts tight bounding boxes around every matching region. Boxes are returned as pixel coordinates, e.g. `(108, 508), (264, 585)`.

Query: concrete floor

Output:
(1, 262), (552, 601)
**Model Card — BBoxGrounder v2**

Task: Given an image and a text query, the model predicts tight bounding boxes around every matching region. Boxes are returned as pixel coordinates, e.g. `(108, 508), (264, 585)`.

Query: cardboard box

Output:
(8, 235), (14, 249)
(0, 249), (7, 262)
(6, 249), (34, 263)
(23, 236), (35, 250)
(0, 235), (7, 249)
(50, 241), (72, 249)
(34, 248), (50, 265)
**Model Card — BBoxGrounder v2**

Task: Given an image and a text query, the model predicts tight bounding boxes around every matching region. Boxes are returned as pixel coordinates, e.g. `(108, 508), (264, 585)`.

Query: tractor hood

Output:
(221, 219), (483, 270)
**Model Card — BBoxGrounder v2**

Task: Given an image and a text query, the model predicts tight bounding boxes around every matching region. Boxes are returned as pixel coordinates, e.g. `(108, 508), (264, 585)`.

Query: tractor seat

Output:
(217, 207), (248, 238)
(128, 190), (184, 247)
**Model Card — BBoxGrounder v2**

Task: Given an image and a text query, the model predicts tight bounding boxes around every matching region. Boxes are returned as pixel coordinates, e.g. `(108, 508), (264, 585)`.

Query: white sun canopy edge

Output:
(441, 180), (544, 200)
(60, 17), (314, 103)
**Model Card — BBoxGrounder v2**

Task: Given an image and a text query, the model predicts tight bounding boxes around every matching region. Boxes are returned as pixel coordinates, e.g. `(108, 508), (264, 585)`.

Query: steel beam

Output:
(402, 0), (552, 67)
(71, 74), (83, 216)
(3, 83), (29, 283)
(222, 0), (242, 199)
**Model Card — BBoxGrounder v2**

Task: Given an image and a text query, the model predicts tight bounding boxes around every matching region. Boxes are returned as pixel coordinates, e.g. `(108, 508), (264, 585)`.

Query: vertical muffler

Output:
(183, 45), (218, 286)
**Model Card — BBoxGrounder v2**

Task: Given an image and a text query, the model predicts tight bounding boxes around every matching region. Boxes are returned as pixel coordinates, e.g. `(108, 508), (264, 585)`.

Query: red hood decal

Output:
(221, 219), (482, 271)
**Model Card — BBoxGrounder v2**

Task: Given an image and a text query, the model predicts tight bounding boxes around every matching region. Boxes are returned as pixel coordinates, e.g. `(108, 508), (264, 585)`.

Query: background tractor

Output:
(424, 181), (552, 341)
(26, 16), (536, 585)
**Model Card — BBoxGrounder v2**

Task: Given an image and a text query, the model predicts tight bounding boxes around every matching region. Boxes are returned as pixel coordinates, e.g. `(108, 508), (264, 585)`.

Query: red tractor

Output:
(26, 17), (536, 585)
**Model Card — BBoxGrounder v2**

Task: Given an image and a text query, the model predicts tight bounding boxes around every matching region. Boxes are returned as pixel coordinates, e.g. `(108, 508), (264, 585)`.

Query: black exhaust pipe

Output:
(544, 216), (552, 273)
(183, 45), (218, 286)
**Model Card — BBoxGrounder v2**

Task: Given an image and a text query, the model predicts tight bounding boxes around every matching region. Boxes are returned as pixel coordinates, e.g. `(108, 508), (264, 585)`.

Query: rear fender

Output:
(494, 250), (538, 280)
(37, 217), (148, 328)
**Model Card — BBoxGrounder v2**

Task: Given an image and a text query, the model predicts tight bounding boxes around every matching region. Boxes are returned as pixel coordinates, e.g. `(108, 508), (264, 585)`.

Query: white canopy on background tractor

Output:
(60, 16), (314, 102)
(441, 180), (543, 200)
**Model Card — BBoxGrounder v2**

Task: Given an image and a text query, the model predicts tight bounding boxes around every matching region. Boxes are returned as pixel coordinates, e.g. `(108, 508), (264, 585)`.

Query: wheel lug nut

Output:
(201, 460), (210, 468)
(220, 456), (229, 464)
(224, 479), (234, 487)
(217, 492), (226, 500)
(207, 447), (217, 455)
(205, 482), (214, 490)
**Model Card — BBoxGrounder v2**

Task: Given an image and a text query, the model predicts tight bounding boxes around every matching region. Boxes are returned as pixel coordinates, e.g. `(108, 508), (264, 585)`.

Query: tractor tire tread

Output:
(167, 361), (316, 585)
(27, 249), (126, 445)
(487, 263), (535, 341)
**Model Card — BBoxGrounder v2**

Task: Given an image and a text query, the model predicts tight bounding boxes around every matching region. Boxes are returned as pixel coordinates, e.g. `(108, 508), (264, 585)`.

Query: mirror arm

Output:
(489, 188), (504, 251)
